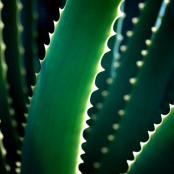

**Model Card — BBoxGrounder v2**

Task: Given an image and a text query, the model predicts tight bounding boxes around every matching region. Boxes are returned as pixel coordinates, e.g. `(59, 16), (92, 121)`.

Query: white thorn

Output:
(44, 44), (49, 51)
(123, 95), (130, 101)
(35, 72), (40, 79)
(148, 130), (154, 136)
(101, 90), (108, 97)
(99, 64), (105, 72)
(101, 147), (108, 154)
(151, 27), (158, 33)
(133, 151), (140, 157)
(105, 45), (111, 53)
(6, 165), (11, 171)
(106, 78), (113, 85)
(40, 59), (44, 65)
(92, 82), (98, 92)
(129, 78), (136, 84)
(132, 17), (138, 24)
(49, 32), (54, 40)
(31, 85), (35, 91)
(136, 61), (144, 67)
(169, 104), (174, 109)
(53, 20), (58, 28)
(1, 43), (6, 50)
(118, 110), (124, 116)
(0, 132), (3, 139)
(2, 63), (7, 71)
(83, 121), (89, 130)
(1, 146), (7, 156)
(113, 123), (119, 130)
(111, 29), (116, 36)
(17, 2), (23, 9)
(22, 123), (26, 128)
(15, 167), (21, 173)
(127, 159), (134, 167)
(120, 45), (127, 52)
(16, 150), (22, 155)
(113, 62), (120, 68)
(145, 39), (151, 46)
(26, 104), (30, 108)
(126, 31), (133, 37)
(140, 141), (146, 147)
(59, 8), (64, 14)
(165, 0), (170, 4)
(114, 53), (121, 60)
(24, 113), (28, 118)
(108, 135), (115, 141)
(138, 3), (145, 9)
(0, 2), (3, 9)
(141, 50), (147, 56)
(15, 161), (21, 167)
(0, 22), (4, 29)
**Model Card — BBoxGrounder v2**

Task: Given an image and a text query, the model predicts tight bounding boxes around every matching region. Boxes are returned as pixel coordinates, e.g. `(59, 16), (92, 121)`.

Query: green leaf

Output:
(0, 2), (21, 172)
(22, 0), (122, 173)
(1, 0), (28, 137)
(80, 0), (163, 173)
(128, 104), (174, 174)
(95, 1), (174, 173)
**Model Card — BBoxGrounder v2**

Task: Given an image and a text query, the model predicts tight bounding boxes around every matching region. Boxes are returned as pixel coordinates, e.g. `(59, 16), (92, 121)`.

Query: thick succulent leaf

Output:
(80, 0), (163, 173)
(128, 104), (174, 174)
(111, 0), (146, 77)
(85, 0), (147, 139)
(21, 0), (38, 95)
(95, 1), (174, 173)
(21, 0), (122, 174)
(1, 0), (28, 137)
(0, 2), (21, 173)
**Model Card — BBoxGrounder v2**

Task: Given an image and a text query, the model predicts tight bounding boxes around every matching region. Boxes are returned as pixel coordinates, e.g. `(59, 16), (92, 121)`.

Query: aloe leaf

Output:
(95, 1), (174, 173)
(80, 0), (163, 173)
(0, 2), (22, 173)
(21, 0), (122, 173)
(128, 104), (174, 174)
(85, 0), (147, 139)
(21, 0), (38, 95)
(1, 0), (28, 137)
(111, 0), (145, 78)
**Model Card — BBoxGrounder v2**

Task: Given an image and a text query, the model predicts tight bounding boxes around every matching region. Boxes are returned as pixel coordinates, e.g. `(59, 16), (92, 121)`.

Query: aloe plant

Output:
(0, 0), (174, 174)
